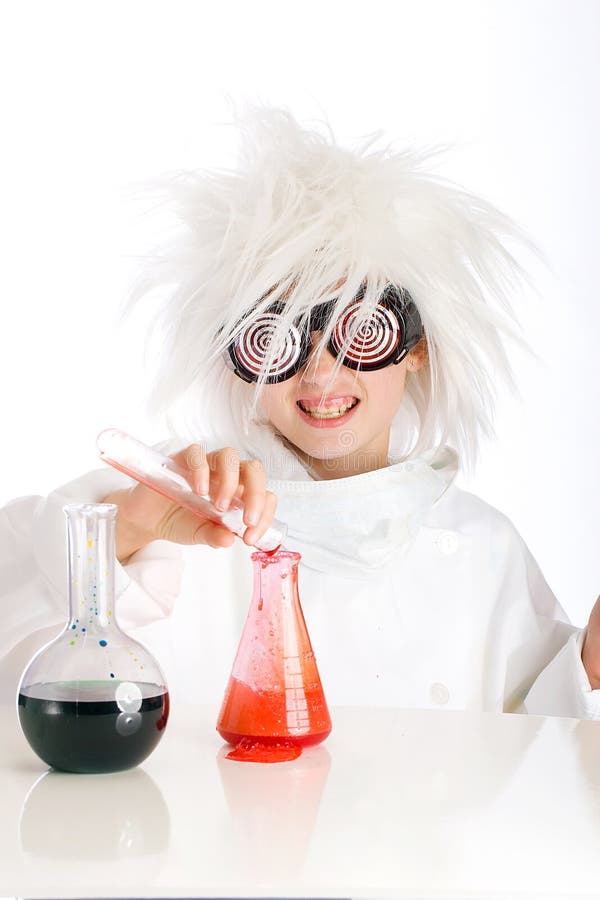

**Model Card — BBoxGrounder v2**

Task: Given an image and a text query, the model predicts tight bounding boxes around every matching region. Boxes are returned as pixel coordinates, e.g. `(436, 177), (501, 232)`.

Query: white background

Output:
(1, 0), (598, 624)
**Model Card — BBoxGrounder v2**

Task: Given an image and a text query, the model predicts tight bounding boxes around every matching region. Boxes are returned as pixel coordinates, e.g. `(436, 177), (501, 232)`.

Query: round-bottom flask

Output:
(17, 504), (169, 774)
(217, 550), (331, 762)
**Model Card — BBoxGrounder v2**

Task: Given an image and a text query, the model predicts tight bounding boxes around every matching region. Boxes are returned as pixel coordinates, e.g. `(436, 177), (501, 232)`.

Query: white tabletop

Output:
(1, 703), (600, 900)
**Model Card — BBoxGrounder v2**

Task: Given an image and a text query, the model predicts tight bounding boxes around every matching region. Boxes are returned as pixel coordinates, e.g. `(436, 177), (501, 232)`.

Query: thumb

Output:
(191, 519), (236, 550)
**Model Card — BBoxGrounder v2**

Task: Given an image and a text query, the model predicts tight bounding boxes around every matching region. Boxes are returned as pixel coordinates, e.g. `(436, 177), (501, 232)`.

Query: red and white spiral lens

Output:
(233, 312), (305, 383)
(330, 301), (401, 370)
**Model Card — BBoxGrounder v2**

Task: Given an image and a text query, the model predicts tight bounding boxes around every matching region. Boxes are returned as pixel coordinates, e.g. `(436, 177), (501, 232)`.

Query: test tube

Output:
(96, 428), (287, 554)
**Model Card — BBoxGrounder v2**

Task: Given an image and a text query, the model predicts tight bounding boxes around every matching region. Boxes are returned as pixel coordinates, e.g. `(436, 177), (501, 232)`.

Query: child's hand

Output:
(582, 595), (600, 690)
(102, 445), (277, 563)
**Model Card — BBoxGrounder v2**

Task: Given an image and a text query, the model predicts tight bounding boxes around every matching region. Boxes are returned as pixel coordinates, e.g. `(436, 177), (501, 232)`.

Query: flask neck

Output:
(246, 551), (306, 675)
(65, 504), (117, 634)
(251, 550), (302, 614)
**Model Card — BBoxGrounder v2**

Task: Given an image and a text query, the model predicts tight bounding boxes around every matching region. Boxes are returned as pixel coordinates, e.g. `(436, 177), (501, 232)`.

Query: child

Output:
(2, 104), (599, 716)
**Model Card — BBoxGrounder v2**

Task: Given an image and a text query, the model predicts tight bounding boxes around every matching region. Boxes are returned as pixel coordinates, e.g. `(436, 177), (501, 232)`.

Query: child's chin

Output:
(282, 423), (362, 459)
(300, 441), (357, 461)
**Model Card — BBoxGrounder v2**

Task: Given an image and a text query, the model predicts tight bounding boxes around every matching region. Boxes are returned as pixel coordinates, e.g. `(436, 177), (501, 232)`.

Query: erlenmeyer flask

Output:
(17, 503), (169, 774)
(217, 550), (331, 762)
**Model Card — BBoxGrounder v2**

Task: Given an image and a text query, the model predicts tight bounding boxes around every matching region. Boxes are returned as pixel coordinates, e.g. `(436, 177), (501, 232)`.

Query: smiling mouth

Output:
(296, 397), (360, 419)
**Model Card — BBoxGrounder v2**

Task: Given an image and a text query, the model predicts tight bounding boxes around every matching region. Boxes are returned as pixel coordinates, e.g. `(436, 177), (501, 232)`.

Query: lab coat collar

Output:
(267, 445), (459, 578)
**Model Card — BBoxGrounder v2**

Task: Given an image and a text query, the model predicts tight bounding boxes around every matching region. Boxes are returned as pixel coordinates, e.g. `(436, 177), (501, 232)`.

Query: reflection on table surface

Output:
(2, 703), (600, 899)
(20, 766), (170, 860)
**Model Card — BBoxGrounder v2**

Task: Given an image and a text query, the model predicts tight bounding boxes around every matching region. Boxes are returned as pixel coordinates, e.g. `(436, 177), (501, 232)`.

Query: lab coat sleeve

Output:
(523, 623), (600, 720)
(499, 528), (600, 719)
(0, 464), (184, 666)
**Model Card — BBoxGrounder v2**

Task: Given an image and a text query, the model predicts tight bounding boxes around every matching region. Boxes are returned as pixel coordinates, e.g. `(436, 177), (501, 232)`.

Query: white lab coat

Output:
(1, 443), (599, 719)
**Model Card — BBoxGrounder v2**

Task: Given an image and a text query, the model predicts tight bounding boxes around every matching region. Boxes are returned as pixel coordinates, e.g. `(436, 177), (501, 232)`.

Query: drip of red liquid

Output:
(226, 738), (301, 764)
(217, 550), (331, 763)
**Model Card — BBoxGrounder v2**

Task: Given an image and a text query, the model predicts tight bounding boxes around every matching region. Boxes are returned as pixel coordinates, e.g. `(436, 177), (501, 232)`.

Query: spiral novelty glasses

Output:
(225, 285), (423, 384)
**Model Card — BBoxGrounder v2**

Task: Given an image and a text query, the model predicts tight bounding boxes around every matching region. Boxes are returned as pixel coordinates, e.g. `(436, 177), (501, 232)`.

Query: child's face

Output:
(259, 332), (427, 479)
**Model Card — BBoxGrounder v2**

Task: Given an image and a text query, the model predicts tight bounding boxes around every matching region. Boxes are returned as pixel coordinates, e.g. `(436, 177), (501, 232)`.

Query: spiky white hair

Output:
(123, 103), (537, 477)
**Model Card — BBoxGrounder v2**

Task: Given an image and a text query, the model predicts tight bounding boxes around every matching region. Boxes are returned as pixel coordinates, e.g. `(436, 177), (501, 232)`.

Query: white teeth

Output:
(299, 400), (358, 418)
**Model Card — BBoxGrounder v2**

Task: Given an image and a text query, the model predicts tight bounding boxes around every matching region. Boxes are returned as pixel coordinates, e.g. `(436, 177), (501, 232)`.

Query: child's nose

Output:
(301, 331), (337, 381)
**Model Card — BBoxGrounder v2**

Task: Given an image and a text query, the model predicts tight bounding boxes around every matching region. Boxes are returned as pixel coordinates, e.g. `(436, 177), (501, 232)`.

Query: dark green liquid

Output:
(18, 681), (169, 773)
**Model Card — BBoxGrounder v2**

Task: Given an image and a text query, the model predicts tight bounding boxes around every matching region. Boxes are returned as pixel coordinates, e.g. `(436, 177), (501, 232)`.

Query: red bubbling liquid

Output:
(219, 677), (331, 763)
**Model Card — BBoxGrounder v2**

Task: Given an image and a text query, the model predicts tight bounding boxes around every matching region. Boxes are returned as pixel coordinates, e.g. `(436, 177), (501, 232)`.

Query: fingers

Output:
(196, 520), (236, 550)
(207, 453), (268, 528)
(165, 444), (275, 551)
(243, 490), (278, 547)
(206, 447), (240, 511)
(171, 444), (210, 496)
(239, 458), (266, 527)
(156, 504), (235, 548)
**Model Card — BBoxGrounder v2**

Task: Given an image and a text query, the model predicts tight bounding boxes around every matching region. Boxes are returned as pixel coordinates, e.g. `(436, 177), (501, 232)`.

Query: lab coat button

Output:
(438, 532), (459, 555)
(430, 682), (450, 705)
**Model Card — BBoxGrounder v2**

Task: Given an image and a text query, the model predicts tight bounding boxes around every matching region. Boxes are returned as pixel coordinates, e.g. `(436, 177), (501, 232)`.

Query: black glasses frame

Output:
(224, 284), (423, 385)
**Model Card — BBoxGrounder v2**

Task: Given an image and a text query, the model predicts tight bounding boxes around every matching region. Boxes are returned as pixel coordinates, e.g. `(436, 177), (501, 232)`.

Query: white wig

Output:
(123, 102), (537, 477)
